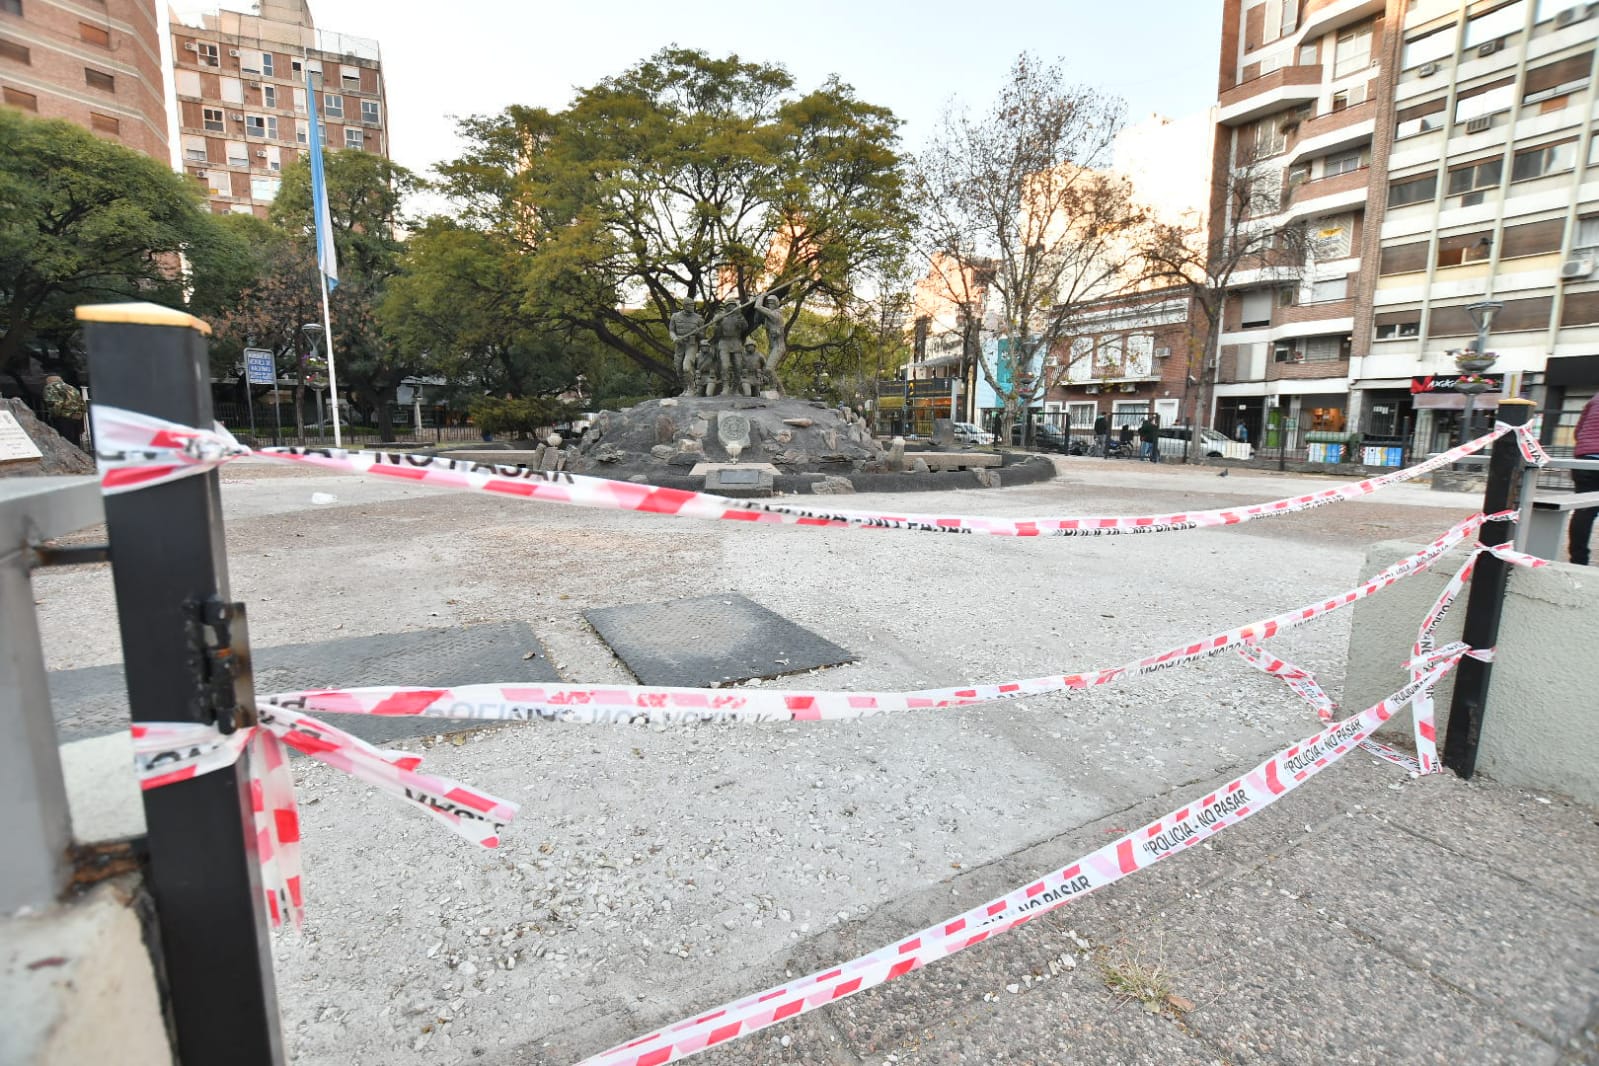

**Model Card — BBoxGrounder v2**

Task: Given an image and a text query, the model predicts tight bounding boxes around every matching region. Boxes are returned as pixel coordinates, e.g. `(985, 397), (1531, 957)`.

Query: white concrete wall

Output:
(1345, 541), (1599, 805)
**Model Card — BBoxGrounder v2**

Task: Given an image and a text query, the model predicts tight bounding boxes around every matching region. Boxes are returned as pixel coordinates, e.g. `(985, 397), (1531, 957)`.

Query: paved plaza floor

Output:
(34, 455), (1599, 1065)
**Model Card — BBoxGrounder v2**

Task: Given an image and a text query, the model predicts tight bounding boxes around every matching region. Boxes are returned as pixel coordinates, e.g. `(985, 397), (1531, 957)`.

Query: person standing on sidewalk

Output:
(43, 374), (86, 448)
(1093, 412), (1109, 456)
(1138, 415), (1159, 463)
(1569, 391), (1599, 565)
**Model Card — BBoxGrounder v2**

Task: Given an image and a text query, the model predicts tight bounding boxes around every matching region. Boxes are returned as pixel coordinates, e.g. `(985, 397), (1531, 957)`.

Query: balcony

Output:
(1282, 167), (1370, 221)
(1219, 65), (1324, 126)
(1297, 0), (1387, 45)
(1286, 100), (1376, 164)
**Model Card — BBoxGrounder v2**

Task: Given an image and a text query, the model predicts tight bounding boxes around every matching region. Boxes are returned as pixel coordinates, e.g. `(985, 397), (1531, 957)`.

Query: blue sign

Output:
(244, 348), (276, 386)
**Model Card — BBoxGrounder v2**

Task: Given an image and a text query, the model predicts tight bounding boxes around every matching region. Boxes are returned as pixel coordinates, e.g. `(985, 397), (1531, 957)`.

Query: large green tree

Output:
(212, 149), (419, 440)
(433, 48), (910, 384)
(0, 109), (233, 393)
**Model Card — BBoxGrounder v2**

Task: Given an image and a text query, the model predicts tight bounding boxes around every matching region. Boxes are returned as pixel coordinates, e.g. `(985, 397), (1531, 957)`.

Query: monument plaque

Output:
(0, 410), (44, 463)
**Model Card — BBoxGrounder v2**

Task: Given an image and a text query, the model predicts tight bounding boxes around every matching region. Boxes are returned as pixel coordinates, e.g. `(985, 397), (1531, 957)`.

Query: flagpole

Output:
(320, 270), (341, 448)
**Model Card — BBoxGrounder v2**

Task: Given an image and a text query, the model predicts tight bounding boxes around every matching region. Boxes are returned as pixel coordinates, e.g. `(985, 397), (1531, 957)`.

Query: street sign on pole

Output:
(244, 349), (276, 386)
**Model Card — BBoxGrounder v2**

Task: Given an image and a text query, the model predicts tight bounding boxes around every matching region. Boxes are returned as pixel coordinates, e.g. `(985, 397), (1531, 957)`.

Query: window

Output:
(0, 0), (19, 13)
(1068, 402), (1098, 430)
(296, 122), (307, 144)
(361, 99), (379, 125)
(1308, 277), (1348, 303)
(1334, 18), (1374, 78)
(1454, 79), (1514, 124)
(2, 86), (36, 110)
(182, 135), (206, 161)
(1403, 25), (1456, 69)
(245, 114), (266, 137)
(323, 93), (342, 119)
(1273, 341), (1296, 362)
(265, 115), (277, 139)
(344, 127), (363, 149)
(175, 69), (200, 96)
(1253, 113), (1287, 157)
(1577, 216), (1599, 253)
(1396, 97), (1446, 138)
(197, 42), (218, 67)
(1298, 40), (1318, 66)
(89, 111), (118, 134)
(1511, 140), (1577, 181)
(220, 76), (242, 104)
(1125, 334), (1154, 377)
(261, 52), (274, 77)
(293, 87), (305, 113)
(262, 85), (276, 108)
(1331, 83), (1367, 112)
(1536, 0), (1587, 18)
(1304, 336), (1347, 362)
(341, 69), (359, 91)
(78, 21), (109, 46)
(0, 37), (26, 62)
(1241, 289), (1274, 328)
(1523, 52), (1592, 103)
(240, 50), (260, 75)
(250, 175), (280, 201)
(264, 145), (281, 172)
(1447, 158), (1502, 196)
(1096, 335), (1124, 370)
(84, 67), (114, 92)
(1375, 316), (1421, 340)
(1323, 150), (1363, 177)
(291, 59), (302, 75)
(1463, 1), (1526, 48)
(203, 107), (224, 131)
(1388, 173), (1438, 208)
(226, 140), (247, 167)
(201, 169), (226, 196)
(1436, 231), (1493, 266)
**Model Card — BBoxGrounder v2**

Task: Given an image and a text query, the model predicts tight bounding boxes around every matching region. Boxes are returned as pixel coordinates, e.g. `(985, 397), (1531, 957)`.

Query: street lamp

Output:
(1447, 299), (1503, 453)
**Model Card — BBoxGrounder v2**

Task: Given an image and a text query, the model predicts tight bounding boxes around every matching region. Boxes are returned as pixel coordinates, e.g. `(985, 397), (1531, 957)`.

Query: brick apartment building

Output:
(1211, 0), (1599, 457)
(0, 0), (169, 161)
(171, 0), (388, 218)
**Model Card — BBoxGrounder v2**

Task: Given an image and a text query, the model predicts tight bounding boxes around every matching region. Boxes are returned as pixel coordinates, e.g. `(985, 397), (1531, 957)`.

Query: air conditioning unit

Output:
(183, 42), (198, 51)
(1154, 347), (1171, 359)
(228, 49), (240, 57)
(1085, 384), (1100, 394)
(254, 149), (267, 158)
(1419, 62), (1441, 76)
(230, 112), (244, 121)
(246, 80), (260, 87)
(1561, 257), (1596, 280)
(1476, 39), (1503, 57)
(1465, 115), (1493, 133)
(1556, 6), (1590, 26)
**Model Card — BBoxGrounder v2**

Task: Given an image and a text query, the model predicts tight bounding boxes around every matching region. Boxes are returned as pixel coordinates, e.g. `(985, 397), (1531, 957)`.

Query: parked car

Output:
(1010, 422), (1068, 449)
(1156, 426), (1253, 461)
(952, 421), (994, 445)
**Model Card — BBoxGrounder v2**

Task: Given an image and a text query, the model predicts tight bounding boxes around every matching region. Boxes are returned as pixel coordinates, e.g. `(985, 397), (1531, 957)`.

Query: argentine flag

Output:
(305, 66), (339, 290)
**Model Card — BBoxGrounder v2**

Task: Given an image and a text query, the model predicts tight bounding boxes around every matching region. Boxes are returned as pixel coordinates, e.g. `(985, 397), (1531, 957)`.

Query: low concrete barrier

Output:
(1345, 541), (1599, 805)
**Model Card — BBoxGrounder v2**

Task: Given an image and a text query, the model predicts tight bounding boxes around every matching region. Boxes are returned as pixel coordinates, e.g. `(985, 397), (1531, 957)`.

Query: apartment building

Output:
(1363, 0), (1598, 454)
(1049, 286), (1197, 434)
(171, 0), (387, 217)
(0, 0), (169, 161)
(1211, 0), (1599, 456)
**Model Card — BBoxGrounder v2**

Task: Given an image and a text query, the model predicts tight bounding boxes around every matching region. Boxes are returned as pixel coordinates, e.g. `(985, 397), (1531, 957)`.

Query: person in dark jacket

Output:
(1138, 415), (1159, 463)
(1569, 392), (1599, 565)
(1094, 413), (1109, 456)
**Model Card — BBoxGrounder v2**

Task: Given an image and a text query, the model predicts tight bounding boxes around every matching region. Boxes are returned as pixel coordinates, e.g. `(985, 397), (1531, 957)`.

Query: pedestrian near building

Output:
(1237, 422), (1249, 445)
(1138, 415), (1159, 463)
(1569, 391), (1599, 566)
(43, 375), (86, 448)
(1094, 412), (1109, 456)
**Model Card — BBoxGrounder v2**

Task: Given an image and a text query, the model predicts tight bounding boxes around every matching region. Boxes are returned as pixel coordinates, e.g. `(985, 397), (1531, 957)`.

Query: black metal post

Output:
(1442, 397), (1535, 779)
(80, 303), (284, 1065)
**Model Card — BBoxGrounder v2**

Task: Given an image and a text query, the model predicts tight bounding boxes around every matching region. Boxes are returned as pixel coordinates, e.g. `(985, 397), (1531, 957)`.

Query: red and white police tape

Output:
(264, 511), (1502, 727)
(571, 651), (1472, 1066)
(133, 702), (519, 929)
(91, 406), (1548, 537)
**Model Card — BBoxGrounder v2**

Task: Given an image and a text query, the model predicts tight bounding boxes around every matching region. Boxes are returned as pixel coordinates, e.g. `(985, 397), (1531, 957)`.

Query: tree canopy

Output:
(432, 48), (910, 382)
(0, 109), (235, 391)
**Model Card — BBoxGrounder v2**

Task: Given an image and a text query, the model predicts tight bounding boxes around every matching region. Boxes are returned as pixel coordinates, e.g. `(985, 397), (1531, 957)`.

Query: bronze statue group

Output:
(669, 293), (787, 398)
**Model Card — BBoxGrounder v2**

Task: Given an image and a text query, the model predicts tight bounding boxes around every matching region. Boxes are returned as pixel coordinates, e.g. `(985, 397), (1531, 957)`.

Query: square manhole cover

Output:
(584, 594), (854, 688)
(48, 622), (556, 746)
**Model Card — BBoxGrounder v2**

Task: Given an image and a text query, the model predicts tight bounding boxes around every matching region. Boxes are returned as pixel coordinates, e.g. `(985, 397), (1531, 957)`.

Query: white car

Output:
(952, 422), (994, 445)
(1156, 426), (1253, 461)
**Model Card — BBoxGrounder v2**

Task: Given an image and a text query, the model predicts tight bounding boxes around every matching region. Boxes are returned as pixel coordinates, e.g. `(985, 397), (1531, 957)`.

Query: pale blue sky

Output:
(290, 0), (1224, 179)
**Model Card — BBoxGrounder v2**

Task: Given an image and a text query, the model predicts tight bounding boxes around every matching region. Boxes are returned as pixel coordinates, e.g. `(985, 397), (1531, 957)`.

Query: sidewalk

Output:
(548, 756), (1599, 1066)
